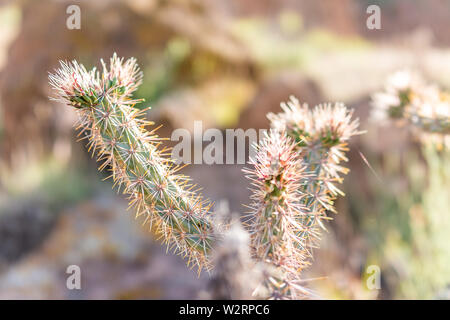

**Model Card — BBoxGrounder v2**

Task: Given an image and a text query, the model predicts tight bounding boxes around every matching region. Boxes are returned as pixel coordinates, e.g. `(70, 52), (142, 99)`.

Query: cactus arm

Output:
(49, 54), (216, 272)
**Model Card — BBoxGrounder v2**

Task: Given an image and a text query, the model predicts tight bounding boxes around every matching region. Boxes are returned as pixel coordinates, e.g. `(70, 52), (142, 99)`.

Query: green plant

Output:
(269, 97), (362, 247)
(371, 70), (450, 147)
(245, 97), (362, 299)
(371, 70), (450, 298)
(49, 54), (216, 272)
(49, 54), (362, 299)
(244, 130), (309, 299)
(207, 214), (260, 300)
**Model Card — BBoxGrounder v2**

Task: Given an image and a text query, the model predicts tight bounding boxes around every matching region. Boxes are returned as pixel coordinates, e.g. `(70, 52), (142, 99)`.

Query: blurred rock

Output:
(0, 200), (54, 271)
(0, 196), (207, 299)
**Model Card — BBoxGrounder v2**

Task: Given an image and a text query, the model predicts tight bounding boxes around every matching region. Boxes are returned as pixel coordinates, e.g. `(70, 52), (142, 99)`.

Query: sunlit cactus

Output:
(268, 96), (362, 253)
(207, 216), (259, 300)
(371, 70), (450, 147)
(242, 97), (362, 299)
(243, 130), (313, 298)
(244, 131), (307, 270)
(371, 71), (450, 298)
(371, 70), (421, 121)
(49, 53), (217, 272)
(254, 263), (314, 300)
(49, 53), (363, 298)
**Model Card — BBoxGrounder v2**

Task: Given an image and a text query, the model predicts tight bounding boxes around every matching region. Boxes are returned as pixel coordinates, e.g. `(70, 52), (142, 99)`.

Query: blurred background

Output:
(0, 0), (449, 299)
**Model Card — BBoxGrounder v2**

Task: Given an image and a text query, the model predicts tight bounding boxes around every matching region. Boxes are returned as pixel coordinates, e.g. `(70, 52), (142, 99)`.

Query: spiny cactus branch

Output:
(269, 97), (362, 251)
(49, 53), (217, 272)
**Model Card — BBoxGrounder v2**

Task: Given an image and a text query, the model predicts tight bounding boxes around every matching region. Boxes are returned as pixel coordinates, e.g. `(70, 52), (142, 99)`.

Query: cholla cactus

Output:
(245, 97), (361, 299)
(49, 53), (363, 298)
(371, 70), (450, 147)
(268, 96), (362, 250)
(49, 54), (216, 271)
(371, 70), (421, 121)
(371, 71), (450, 298)
(244, 131), (307, 270)
(243, 130), (310, 299)
(254, 263), (314, 300)
(408, 87), (450, 133)
(207, 216), (259, 300)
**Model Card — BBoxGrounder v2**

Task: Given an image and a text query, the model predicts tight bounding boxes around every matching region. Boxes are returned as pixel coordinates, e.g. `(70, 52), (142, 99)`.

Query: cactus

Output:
(49, 54), (216, 272)
(244, 131), (307, 270)
(243, 130), (311, 299)
(371, 71), (450, 298)
(49, 53), (363, 298)
(245, 98), (362, 299)
(371, 70), (450, 147)
(268, 96), (362, 257)
(371, 70), (420, 121)
(207, 216), (259, 300)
